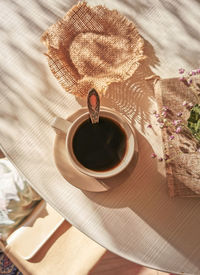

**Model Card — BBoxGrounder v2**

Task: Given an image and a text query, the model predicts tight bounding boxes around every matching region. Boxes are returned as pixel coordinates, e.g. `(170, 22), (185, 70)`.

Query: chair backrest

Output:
(4, 200), (65, 260)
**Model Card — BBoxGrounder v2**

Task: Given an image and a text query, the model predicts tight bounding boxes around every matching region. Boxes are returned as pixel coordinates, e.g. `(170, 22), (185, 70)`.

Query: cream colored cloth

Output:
(41, 1), (145, 97)
(0, 159), (41, 240)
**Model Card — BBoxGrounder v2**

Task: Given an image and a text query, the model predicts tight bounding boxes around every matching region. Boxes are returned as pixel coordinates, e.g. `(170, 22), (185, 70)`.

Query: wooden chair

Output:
(0, 200), (106, 275)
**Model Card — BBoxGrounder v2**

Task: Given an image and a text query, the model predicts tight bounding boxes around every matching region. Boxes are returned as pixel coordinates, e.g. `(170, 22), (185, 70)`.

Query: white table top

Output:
(1, 1), (200, 274)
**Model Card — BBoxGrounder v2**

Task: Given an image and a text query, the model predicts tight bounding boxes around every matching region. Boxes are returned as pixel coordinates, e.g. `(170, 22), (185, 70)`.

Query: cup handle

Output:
(51, 117), (71, 135)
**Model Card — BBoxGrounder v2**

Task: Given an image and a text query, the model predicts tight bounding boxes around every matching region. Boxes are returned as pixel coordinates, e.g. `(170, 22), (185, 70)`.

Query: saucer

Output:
(53, 108), (138, 192)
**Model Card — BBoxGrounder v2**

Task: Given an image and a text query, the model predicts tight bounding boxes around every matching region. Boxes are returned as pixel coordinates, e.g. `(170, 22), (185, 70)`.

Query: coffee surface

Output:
(72, 117), (126, 171)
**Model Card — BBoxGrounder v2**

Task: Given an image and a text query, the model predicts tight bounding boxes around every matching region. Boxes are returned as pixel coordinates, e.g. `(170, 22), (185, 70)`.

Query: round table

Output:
(1, 1), (200, 274)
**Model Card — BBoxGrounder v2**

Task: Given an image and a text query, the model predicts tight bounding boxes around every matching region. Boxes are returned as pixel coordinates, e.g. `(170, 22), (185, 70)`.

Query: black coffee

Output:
(72, 117), (126, 171)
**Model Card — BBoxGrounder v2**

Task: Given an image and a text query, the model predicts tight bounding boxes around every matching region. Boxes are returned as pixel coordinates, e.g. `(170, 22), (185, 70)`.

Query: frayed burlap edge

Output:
(41, 1), (145, 97)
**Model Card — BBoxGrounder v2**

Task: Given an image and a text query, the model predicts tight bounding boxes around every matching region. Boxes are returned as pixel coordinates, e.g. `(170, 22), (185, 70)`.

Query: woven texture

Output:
(155, 78), (200, 197)
(41, 1), (145, 97)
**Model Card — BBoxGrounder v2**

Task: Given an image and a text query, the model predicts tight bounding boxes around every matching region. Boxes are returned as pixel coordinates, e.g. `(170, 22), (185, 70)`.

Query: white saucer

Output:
(54, 108), (138, 192)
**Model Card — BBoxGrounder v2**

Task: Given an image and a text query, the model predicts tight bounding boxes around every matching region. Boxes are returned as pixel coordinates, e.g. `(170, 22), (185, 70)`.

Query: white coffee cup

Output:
(52, 107), (135, 179)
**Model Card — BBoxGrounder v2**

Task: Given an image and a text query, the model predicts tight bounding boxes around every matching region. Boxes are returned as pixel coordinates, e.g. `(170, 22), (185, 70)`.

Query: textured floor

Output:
(0, 252), (23, 275)
(0, 250), (172, 275)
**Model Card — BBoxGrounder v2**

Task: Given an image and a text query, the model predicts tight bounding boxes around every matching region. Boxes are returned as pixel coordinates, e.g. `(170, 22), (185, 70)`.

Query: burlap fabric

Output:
(41, 1), (145, 97)
(155, 78), (200, 197)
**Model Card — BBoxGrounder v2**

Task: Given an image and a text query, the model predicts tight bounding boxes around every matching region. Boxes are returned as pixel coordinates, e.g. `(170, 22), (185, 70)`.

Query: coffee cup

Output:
(52, 107), (135, 179)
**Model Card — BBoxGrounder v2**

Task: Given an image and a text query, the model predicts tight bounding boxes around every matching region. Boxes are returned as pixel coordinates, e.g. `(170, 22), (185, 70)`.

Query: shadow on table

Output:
(76, 36), (159, 129)
(121, 0), (200, 72)
(83, 124), (200, 273)
(77, 38), (200, 274)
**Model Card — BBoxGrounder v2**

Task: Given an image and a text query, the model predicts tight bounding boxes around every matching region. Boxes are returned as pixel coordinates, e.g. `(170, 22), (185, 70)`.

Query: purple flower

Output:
(177, 112), (182, 117)
(162, 106), (169, 111)
(192, 71), (196, 75)
(197, 69), (200, 74)
(161, 111), (167, 117)
(176, 126), (182, 133)
(151, 153), (157, 158)
(169, 135), (175, 140)
(189, 79), (192, 84)
(180, 77), (190, 87)
(157, 118), (163, 123)
(188, 102), (193, 109)
(165, 154), (170, 160)
(179, 68), (185, 74)
(159, 123), (164, 129)
(182, 100), (187, 106)
(173, 119), (181, 126)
